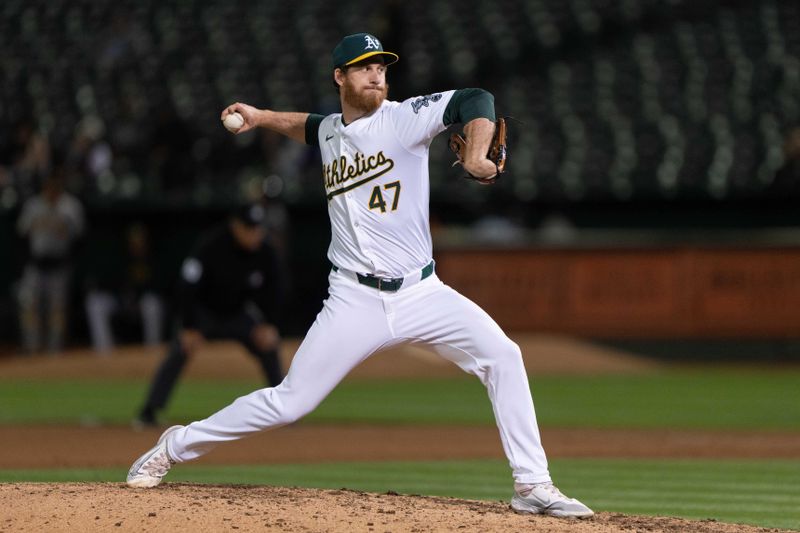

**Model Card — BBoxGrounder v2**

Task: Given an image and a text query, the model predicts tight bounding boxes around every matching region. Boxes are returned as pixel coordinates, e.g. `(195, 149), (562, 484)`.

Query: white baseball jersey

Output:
(318, 91), (455, 277)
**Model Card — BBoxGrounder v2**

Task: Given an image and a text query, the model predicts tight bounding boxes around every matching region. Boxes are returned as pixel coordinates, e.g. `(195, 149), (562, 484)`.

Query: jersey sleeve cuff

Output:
(305, 114), (325, 146)
(443, 88), (496, 126)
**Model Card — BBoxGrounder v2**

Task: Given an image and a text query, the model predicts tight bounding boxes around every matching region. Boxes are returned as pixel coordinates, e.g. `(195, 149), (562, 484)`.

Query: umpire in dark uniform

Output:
(136, 203), (285, 427)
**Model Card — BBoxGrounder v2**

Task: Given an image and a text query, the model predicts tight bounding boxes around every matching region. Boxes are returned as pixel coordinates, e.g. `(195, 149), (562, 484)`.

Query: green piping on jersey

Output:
(443, 88), (495, 126)
(306, 113), (325, 146)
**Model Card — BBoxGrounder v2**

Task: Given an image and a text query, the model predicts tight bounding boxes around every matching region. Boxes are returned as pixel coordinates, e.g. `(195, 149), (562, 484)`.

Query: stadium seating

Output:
(1, 0), (798, 206)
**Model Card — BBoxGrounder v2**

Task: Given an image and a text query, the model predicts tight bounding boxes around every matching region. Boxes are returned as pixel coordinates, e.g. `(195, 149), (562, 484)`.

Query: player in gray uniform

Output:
(127, 33), (593, 519)
(17, 171), (85, 354)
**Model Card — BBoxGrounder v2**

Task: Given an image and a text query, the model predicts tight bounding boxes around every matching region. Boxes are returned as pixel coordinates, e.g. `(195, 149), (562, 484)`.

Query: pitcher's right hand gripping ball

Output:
(222, 111), (245, 133)
(221, 103), (261, 134)
(449, 117), (508, 184)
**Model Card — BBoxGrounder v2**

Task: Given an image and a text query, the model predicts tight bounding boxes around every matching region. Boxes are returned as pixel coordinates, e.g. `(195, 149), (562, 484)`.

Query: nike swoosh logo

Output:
(326, 134), (334, 141)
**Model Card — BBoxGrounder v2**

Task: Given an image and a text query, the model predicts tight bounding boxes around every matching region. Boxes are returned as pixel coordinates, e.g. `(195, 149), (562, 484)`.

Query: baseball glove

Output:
(449, 117), (507, 184)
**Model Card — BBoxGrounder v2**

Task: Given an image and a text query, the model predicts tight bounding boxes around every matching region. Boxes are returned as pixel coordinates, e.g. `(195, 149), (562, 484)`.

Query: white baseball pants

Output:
(168, 269), (551, 484)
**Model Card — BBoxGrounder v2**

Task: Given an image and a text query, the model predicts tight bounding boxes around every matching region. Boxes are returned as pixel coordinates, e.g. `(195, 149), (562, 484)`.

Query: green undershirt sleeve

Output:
(305, 113), (325, 146)
(442, 88), (496, 126)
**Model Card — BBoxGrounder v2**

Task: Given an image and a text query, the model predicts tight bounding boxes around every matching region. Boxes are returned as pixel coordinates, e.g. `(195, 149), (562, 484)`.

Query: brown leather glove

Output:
(448, 117), (507, 184)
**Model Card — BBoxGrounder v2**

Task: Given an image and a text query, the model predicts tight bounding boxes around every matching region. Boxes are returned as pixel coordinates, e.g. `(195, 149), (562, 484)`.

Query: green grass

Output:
(2, 370), (799, 429)
(2, 459), (798, 530)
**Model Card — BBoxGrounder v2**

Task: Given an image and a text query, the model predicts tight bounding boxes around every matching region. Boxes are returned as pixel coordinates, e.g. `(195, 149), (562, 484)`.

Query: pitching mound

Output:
(1, 483), (784, 533)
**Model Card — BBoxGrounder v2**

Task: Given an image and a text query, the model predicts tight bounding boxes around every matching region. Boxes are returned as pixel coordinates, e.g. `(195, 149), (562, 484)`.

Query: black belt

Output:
(332, 261), (435, 292)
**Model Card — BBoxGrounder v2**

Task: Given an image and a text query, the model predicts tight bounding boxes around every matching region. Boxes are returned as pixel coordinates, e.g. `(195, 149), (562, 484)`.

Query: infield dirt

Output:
(0, 483), (790, 533)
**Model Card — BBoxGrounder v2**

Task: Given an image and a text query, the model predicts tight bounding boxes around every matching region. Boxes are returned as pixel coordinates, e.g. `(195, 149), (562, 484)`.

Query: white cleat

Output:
(511, 482), (594, 519)
(126, 425), (183, 488)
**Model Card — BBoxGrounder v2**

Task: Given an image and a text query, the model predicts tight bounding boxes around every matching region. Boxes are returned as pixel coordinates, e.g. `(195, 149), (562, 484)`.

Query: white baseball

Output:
(223, 112), (245, 132)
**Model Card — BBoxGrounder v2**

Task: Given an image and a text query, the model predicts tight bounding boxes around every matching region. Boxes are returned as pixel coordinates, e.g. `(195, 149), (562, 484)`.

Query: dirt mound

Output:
(1, 483), (785, 533)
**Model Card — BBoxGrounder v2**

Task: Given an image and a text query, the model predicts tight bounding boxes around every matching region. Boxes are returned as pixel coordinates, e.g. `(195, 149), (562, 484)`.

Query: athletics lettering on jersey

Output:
(322, 150), (395, 200)
(411, 94), (443, 114)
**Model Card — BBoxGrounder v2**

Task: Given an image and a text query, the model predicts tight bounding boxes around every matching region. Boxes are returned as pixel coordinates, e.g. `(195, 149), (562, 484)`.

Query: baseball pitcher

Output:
(127, 33), (593, 519)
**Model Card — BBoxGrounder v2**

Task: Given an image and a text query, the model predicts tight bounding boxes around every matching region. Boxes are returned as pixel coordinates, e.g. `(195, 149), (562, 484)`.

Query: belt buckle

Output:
(377, 277), (399, 291)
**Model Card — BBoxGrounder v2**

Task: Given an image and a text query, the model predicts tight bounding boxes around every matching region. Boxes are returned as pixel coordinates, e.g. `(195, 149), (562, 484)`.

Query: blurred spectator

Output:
(135, 203), (285, 427)
(16, 169), (85, 354)
(84, 223), (165, 354)
(770, 128), (800, 194)
(148, 107), (195, 197)
(97, 11), (148, 72)
(66, 116), (113, 195)
(111, 96), (151, 178)
(0, 118), (51, 198)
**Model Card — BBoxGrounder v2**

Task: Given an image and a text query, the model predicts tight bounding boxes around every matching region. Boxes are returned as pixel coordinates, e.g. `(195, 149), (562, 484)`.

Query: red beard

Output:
(342, 79), (389, 114)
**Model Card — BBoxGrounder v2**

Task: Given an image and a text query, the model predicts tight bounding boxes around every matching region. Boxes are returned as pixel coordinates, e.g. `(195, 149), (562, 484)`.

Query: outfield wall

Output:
(436, 245), (800, 338)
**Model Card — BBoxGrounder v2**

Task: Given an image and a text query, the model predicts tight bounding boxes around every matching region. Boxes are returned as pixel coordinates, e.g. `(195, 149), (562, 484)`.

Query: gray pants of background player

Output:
(17, 264), (71, 354)
(85, 289), (165, 353)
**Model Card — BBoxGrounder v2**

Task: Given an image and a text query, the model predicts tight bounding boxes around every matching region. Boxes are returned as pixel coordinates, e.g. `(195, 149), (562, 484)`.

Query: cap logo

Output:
(364, 35), (381, 50)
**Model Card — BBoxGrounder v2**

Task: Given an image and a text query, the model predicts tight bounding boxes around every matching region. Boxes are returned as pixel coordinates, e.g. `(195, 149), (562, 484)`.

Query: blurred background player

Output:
(135, 203), (285, 427)
(84, 222), (165, 354)
(16, 168), (85, 354)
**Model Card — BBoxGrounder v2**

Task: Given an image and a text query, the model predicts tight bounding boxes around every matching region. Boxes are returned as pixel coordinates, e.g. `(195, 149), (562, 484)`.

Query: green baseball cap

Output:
(332, 33), (399, 69)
